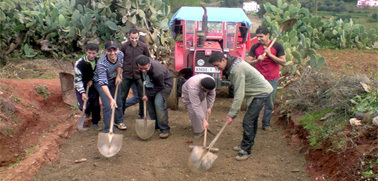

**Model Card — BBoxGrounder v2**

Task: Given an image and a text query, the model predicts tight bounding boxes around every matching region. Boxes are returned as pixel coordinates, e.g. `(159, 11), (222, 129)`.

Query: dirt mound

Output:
(0, 78), (76, 180)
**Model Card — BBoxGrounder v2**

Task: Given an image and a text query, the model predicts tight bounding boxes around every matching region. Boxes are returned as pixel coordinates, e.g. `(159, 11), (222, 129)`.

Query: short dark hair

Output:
(129, 28), (139, 35)
(208, 51), (225, 64)
(85, 43), (99, 52)
(136, 55), (150, 66)
(255, 27), (270, 35)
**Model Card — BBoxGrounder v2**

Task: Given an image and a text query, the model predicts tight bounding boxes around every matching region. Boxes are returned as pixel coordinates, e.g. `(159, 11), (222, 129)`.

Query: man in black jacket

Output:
(74, 43), (102, 131)
(136, 55), (173, 139)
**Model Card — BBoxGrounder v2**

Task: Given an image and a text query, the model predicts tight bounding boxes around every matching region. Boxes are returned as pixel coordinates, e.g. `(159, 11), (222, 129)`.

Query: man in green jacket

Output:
(209, 51), (273, 161)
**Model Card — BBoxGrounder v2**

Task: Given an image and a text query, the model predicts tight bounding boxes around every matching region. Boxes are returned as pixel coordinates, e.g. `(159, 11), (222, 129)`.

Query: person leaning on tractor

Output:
(93, 41), (127, 133)
(73, 43), (102, 131)
(209, 51), (273, 161)
(181, 74), (216, 138)
(120, 28), (150, 120)
(136, 55), (173, 139)
(245, 27), (286, 132)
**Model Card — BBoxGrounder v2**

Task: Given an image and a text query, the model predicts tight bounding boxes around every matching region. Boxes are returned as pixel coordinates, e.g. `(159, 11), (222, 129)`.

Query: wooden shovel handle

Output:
(82, 85), (90, 110)
(207, 120), (228, 149)
(109, 84), (119, 134)
(203, 115), (209, 147)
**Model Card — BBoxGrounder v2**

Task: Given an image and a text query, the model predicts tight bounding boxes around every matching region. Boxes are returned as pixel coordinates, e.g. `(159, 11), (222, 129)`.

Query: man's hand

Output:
(226, 115), (233, 124)
(202, 119), (209, 130)
(257, 54), (265, 62)
(142, 95), (148, 101)
(81, 93), (88, 101)
(110, 98), (118, 109)
(115, 76), (122, 85)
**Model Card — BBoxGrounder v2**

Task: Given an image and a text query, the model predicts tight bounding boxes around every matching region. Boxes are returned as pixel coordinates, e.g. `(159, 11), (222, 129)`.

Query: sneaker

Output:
(235, 149), (250, 161)
(114, 122), (127, 130)
(193, 131), (204, 139)
(262, 126), (273, 131)
(92, 124), (102, 131)
(159, 132), (170, 139)
(232, 145), (241, 151)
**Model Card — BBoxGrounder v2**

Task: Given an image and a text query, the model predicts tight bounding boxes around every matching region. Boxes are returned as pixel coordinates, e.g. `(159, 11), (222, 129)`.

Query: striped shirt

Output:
(94, 51), (124, 86)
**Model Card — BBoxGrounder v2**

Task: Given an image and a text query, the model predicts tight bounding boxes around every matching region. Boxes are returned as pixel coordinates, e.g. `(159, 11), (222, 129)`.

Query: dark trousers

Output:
(75, 86), (101, 124)
(120, 77), (144, 118)
(240, 97), (267, 154)
(146, 92), (170, 133)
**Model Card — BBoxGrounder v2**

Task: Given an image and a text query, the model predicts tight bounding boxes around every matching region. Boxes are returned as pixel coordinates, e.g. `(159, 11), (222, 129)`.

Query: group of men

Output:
(74, 28), (172, 139)
(74, 27), (286, 161)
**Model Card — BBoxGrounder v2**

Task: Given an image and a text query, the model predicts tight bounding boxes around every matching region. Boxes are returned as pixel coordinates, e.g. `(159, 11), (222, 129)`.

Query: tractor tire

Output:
(167, 77), (179, 110)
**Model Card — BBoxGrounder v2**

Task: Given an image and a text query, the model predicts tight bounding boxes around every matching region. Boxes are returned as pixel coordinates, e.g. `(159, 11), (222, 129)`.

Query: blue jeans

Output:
(146, 92), (170, 133)
(120, 78), (143, 118)
(95, 80), (124, 133)
(262, 78), (278, 128)
(125, 83), (139, 108)
(240, 96), (267, 154)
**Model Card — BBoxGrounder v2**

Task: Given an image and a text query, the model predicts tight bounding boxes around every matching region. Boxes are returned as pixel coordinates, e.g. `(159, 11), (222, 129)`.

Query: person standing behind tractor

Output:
(136, 55), (173, 139)
(209, 51), (273, 161)
(181, 74), (216, 138)
(74, 43), (102, 131)
(245, 27), (286, 132)
(94, 41), (127, 133)
(120, 28), (150, 120)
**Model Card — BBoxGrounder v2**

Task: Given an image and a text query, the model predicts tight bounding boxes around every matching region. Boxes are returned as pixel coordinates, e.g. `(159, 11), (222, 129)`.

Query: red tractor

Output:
(167, 6), (253, 109)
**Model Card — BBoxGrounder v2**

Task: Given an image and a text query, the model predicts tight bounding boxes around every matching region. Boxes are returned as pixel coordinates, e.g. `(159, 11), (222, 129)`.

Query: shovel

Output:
(188, 120), (228, 172)
(97, 84), (123, 158)
(78, 86), (90, 131)
(262, 18), (298, 57)
(135, 81), (155, 140)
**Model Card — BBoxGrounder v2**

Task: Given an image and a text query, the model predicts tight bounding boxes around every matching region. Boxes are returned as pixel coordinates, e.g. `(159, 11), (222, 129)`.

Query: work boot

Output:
(262, 126), (273, 132)
(193, 131), (204, 139)
(92, 124), (102, 131)
(232, 145), (241, 151)
(114, 122), (127, 130)
(235, 149), (250, 161)
(159, 131), (170, 139)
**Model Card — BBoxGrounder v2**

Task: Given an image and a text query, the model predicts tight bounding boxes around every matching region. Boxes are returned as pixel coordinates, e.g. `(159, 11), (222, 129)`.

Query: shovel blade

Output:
(135, 118), (155, 140)
(97, 132), (123, 157)
(77, 113), (87, 131)
(188, 146), (218, 172)
(59, 72), (77, 107)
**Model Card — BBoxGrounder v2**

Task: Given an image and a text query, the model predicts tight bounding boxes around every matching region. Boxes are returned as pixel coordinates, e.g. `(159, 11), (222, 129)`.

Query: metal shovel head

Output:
(59, 72), (77, 107)
(135, 118), (156, 140)
(188, 146), (218, 172)
(280, 18), (298, 32)
(97, 132), (123, 158)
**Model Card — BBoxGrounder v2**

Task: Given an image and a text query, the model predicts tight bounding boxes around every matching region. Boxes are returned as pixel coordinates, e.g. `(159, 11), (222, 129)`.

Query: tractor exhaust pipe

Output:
(198, 5), (208, 47)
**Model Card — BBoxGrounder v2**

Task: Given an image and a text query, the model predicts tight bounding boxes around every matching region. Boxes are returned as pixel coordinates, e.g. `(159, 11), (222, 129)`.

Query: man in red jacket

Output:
(245, 27), (286, 132)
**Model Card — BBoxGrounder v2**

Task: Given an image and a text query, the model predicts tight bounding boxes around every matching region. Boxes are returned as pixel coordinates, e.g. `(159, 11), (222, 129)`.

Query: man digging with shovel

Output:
(136, 55), (173, 139)
(181, 74), (216, 138)
(209, 51), (273, 161)
(94, 41), (127, 133)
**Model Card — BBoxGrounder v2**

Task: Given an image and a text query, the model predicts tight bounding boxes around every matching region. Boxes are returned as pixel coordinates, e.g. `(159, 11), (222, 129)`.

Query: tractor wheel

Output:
(167, 77), (179, 110)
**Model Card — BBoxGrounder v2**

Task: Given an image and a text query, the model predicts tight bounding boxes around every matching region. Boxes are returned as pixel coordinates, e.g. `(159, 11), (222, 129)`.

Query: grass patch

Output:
(34, 85), (51, 100)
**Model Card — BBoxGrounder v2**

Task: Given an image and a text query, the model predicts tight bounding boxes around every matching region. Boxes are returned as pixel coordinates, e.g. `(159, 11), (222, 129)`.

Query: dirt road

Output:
(32, 90), (309, 180)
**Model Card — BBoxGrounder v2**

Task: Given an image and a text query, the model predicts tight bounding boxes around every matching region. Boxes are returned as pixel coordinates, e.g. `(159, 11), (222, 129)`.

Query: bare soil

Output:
(0, 48), (376, 180)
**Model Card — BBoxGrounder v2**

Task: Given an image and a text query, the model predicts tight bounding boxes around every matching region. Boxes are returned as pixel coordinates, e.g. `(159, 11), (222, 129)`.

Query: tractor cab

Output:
(167, 6), (252, 109)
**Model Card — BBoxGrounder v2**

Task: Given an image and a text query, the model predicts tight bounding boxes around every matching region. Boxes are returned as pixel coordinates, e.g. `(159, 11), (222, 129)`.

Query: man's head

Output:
(255, 27), (270, 45)
(136, 55), (151, 73)
(85, 43), (99, 61)
(209, 51), (227, 71)
(104, 41), (119, 61)
(128, 28), (140, 47)
(200, 77), (216, 91)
